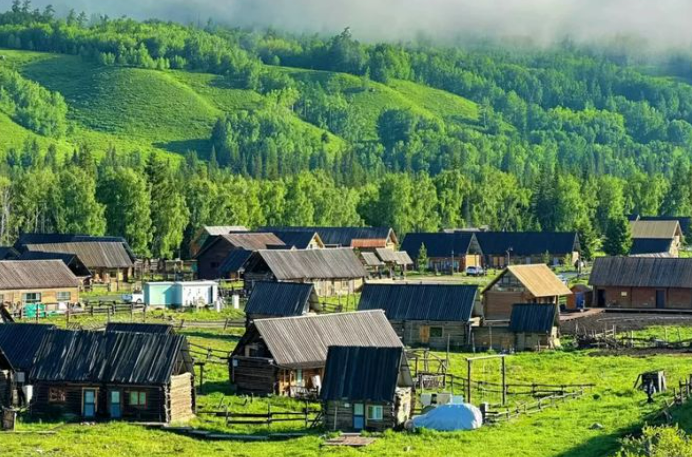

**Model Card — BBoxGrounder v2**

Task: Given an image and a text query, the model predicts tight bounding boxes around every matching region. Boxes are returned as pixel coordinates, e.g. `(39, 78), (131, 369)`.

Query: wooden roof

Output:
(509, 304), (559, 333)
(361, 252), (385, 267)
(196, 233), (285, 258)
(247, 248), (367, 280)
(629, 220), (682, 240)
(234, 310), (402, 369)
(375, 248), (413, 266)
(0, 323), (56, 371)
(589, 257), (692, 288)
(244, 281), (317, 318)
(260, 226), (397, 247)
(0, 260), (79, 290)
(483, 264), (571, 297)
(24, 242), (134, 269)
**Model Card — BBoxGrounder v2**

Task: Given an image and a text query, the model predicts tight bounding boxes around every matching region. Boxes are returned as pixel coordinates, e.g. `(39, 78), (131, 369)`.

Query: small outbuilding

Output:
(321, 346), (414, 432)
(143, 281), (218, 308)
(508, 303), (560, 350)
(244, 281), (319, 324)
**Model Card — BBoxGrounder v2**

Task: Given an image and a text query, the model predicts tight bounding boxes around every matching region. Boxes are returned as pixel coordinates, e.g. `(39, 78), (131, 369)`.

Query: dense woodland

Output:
(2, 2), (692, 258)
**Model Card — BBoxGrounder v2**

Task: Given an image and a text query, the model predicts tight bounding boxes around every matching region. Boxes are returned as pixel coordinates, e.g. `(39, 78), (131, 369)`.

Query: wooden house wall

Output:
(323, 388), (412, 432)
(389, 320), (468, 349)
(91, 268), (131, 284)
(277, 367), (323, 397)
(230, 357), (279, 395)
(168, 373), (194, 423)
(472, 326), (559, 351)
(0, 370), (10, 407)
(485, 251), (577, 269)
(427, 254), (480, 272)
(483, 291), (558, 320)
(597, 286), (692, 309)
(0, 287), (80, 305)
(197, 239), (233, 280)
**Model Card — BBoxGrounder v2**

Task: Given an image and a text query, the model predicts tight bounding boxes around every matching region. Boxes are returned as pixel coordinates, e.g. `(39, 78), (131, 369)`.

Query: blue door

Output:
(109, 390), (121, 419)
(83, 389), (97, 419)
(353, 403), (364, 430)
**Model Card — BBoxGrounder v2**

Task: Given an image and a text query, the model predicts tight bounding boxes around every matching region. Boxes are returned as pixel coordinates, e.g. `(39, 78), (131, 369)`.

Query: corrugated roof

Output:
(245, 281), (316, 317)
(0, 260), (79, 290)
(261, 230), (323, 249)
(400, 232), (478, 259)
(629, 220), (682, 239)
(589, 257), (692, 288)
(0, 323), (56, 371)
(475, 232), (579, 257)
(321, 346), (411, 402)
(105, 322), (173, 334)
(629, 238), (673, 255)
(250, 249), (367, 280)
(30, 330), (190, 384)
(509, 304), (558, 333)
(24, 242), (134, 269)
(483, 264), (571, 297)
(16, 234), (136, 260)
(17, 251), (91, 276)
(358, 283), (478, 322)
(260, 227), (396, 247)
(203, 226), (249, 236)
(217, 249), (253, 276)
(376, 249), (413, 266)
(236, 310), (402, 369)
(362, 252), (384, 267)
(195, 233), (285, 259)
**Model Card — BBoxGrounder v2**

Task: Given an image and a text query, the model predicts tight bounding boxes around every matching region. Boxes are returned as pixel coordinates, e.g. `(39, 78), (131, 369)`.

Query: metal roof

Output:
(589, 257), (692, 288)
(0, 260), (79, 290)
(248, 249), (367, 280)
(362, 252), (384, 267)
(195, 233), (285, 258)
(260, 226), (397, 247)
(629, 238), (673, 255)
(105, 322), (174, 334)
(30, 330), (192, 385)
(260, 230), (323, 249)
(509, 304), (558, 333)
(16, 234), (136, 260)
(244, 281), (316, 317)
(203, 226), (249, 236)
(634, 216), (691, 235)
(400, 232), (479, 259)
(24, 242), (134, 269)
(234, 310), (402, 369)
(358, 283), (478, 322)
(629, 220), (682, 240)
(17, 251), (92, 276)
(475, 231), (579, 256)
(0, 323), (56, 371)
(321, 346), (412, 402)
(217, 249), (253, 276)
(483, 264), (572, 297)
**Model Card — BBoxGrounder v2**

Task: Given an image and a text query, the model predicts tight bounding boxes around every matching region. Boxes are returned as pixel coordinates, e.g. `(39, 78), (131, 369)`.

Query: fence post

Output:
(224, 317), (229, 330)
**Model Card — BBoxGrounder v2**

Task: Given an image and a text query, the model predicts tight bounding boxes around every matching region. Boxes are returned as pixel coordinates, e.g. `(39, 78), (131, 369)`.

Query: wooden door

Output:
(419, 326), (430, 344)
(656, 290), (666, 309)
(353, 403), (364, 431)
(82, 389), (97, 419)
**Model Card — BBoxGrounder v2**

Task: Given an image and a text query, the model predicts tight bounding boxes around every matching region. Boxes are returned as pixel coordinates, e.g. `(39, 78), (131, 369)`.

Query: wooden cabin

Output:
(244, 281), (319, 324)
(630, 215), (691, 238)
(358, 283), (480, 349)
(242, 248), (367, 297)
(508, 303), (560, 350)
(589, 257), (692, 309)
(0, 260), (80, 310)
(629, 220), (684, 257)
(189, 225), (249, 258)
(195, 233), (285, 280)
(400, 232), (482, 272)
(29, 330), (195, 423)
(229, 310), (403, 396)
(260, 226), (398, 250)
(474, 231), (580, 269)
(321, 346), (414, 432)
(482, 264), (571, 320)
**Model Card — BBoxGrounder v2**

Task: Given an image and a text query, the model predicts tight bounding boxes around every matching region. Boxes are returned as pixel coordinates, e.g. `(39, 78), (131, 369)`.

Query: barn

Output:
(321, 346), (414, 432)
(358, 283), (479, 349)
(229, 310), (403, 397)
(189, 225), (249, 258)
(482, 264), (571, 320)
(400, 232), (483, 272)
(589, 257), (692, 309)
(244, 281), (319, 323)
(30, 330), (195, 423)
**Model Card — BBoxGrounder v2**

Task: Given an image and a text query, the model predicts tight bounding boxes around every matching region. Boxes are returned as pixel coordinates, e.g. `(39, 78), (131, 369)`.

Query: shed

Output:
(321, 346), (413, 432)
(244, 281), (319, 323)
(400, 232), (482, 272)
(30, 330), (195, 423)
(508, 303), (560, 350)
(566, 284), (593, 310)
(195, 233), (285, 280)
(358, 283), (479, 348)
(143, 281), (218, 308)
(229, 310), (403, 396)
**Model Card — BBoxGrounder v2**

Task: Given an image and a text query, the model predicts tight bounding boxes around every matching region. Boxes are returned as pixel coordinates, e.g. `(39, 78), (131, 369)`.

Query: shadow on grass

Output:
(153, 138), (210, 155)
(198, 381), (234, 396)
(182, 330), (241, 343)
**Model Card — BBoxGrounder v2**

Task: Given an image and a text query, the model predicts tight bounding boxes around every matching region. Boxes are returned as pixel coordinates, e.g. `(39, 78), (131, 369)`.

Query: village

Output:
(1, 218), (692, 454)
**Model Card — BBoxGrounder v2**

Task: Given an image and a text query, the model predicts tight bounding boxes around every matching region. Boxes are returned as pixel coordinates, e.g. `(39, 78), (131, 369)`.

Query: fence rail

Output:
(198, 406), (320, 428)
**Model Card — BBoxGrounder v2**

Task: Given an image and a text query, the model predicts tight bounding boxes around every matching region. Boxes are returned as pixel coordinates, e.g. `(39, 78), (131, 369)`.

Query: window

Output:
(22, 292), (41, 304)
(295, 369), (304, 386)
(367, 405), (383, 421)
(430, 327), (443, 338)
(56, 291), (71, 302)
(129, 391), (147, 406)
(49, 387), (66, 403)
(621, 291), (628, 297)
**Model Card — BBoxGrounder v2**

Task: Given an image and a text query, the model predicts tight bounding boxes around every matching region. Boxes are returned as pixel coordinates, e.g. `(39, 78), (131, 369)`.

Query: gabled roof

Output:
(589, 257), (692, 288)
(17, 251), (92, 277)
(105, 322), (174, 334)
(629, 220), (682, 240)
(483, 264), (571, 297)
(261, 230), (324, 249)
(375, 248), (413, 266)
(217, 249), (253, 276)
(321, 346), (412, 402)
(234, 310), (402, 369)
(0, 323), (56, 371)
(0, 260), (79, 290)
(358, 283), (478, 322)
(195, 233), (285, 258)
(245, 281), (317, 318)
(30, 330), (191, 384)
(246, 249), (367, 280)
(16, 234), (136, 260)
(629, 238), (674, 256)
(0, 346), (13, 371)
(630, 215), (691, 235)
(362, 252), (385, 267)
(509, 304), (558, 333)
(23, 242), (134, 269)
(203, 226), (249, 236)
(400, 232), (479, 259)
(475, 232), (579, 256)
(260, 227), (397, 247)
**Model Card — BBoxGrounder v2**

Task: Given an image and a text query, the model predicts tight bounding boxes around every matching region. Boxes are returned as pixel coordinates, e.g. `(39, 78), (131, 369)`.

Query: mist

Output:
(21, 0), (692, 50)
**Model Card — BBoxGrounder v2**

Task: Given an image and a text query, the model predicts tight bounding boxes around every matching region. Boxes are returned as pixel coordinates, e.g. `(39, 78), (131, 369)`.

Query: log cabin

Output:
(475, 231), (580, 268)
(195, 232), (285, 280)
(229, 310), (403, 397)
(29, 330), (195, 423)
(244, 281), (319, 324)
(473, 303), (560, 351)
(0, 260), (80, 310)
(357, 283), (480, 349)
(260, 226), (398, 250)
(482, 264), (571, 320)
(589, 257), (692, 309)
(242, 248), (367, 297)
(400, 232), (483, 272)
(321, 346), (414, 432)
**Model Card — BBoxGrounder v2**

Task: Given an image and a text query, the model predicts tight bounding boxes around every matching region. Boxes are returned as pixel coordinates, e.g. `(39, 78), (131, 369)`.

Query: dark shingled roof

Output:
(475, 232), (579, 257)
(0, 323), (56, 371)
(247, 249), (367, 280)
(245, 281), (316, 318)
(23, 242), (134, 269)
(589, 257), (692, 289)
(260, 226), (396, 247)
(0, 260), (79, 290)
(509, 304), (558, 333)
(30, 330), (191, 385)
(321, 346), (412, 402)
(16, 234), (136, 260)
(629, 238), (673, 256)
(217, 249), (253, 276)
(105, 322), (174, 335)
(400, 232), (479, 259)
(260, 230), (321, 249)
(17, 251), (91, 276)
(358, 283), (478, 322)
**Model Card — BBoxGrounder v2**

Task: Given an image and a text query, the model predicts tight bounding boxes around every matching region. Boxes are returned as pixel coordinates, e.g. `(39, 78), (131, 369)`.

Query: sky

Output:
(20, 0), (692, 50)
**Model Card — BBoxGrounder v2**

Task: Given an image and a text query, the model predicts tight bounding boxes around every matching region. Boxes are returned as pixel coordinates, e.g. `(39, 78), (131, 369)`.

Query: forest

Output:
(1, 1), (692, 259)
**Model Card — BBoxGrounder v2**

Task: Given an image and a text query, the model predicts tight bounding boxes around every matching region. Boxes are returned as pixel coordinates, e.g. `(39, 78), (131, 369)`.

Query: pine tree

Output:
(417, 243), (428, 274)
(603, 217), (632, 256)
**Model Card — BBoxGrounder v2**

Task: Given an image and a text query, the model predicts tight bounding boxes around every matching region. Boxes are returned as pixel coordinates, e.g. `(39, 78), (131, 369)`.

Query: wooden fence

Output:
(483, 388), (586, 423)
(198, 404), (321, 428)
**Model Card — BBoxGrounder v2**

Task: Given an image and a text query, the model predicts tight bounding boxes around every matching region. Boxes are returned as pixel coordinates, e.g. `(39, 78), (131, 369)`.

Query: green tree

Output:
(602, 216), (632, 256)
(417, 243), (428, 274)
(50, 167), (106, 235)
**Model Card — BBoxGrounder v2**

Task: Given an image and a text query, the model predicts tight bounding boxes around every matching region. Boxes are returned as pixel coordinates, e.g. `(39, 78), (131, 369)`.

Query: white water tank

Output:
(22, 385), (33, 405)
(232, 295), (240, 310)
